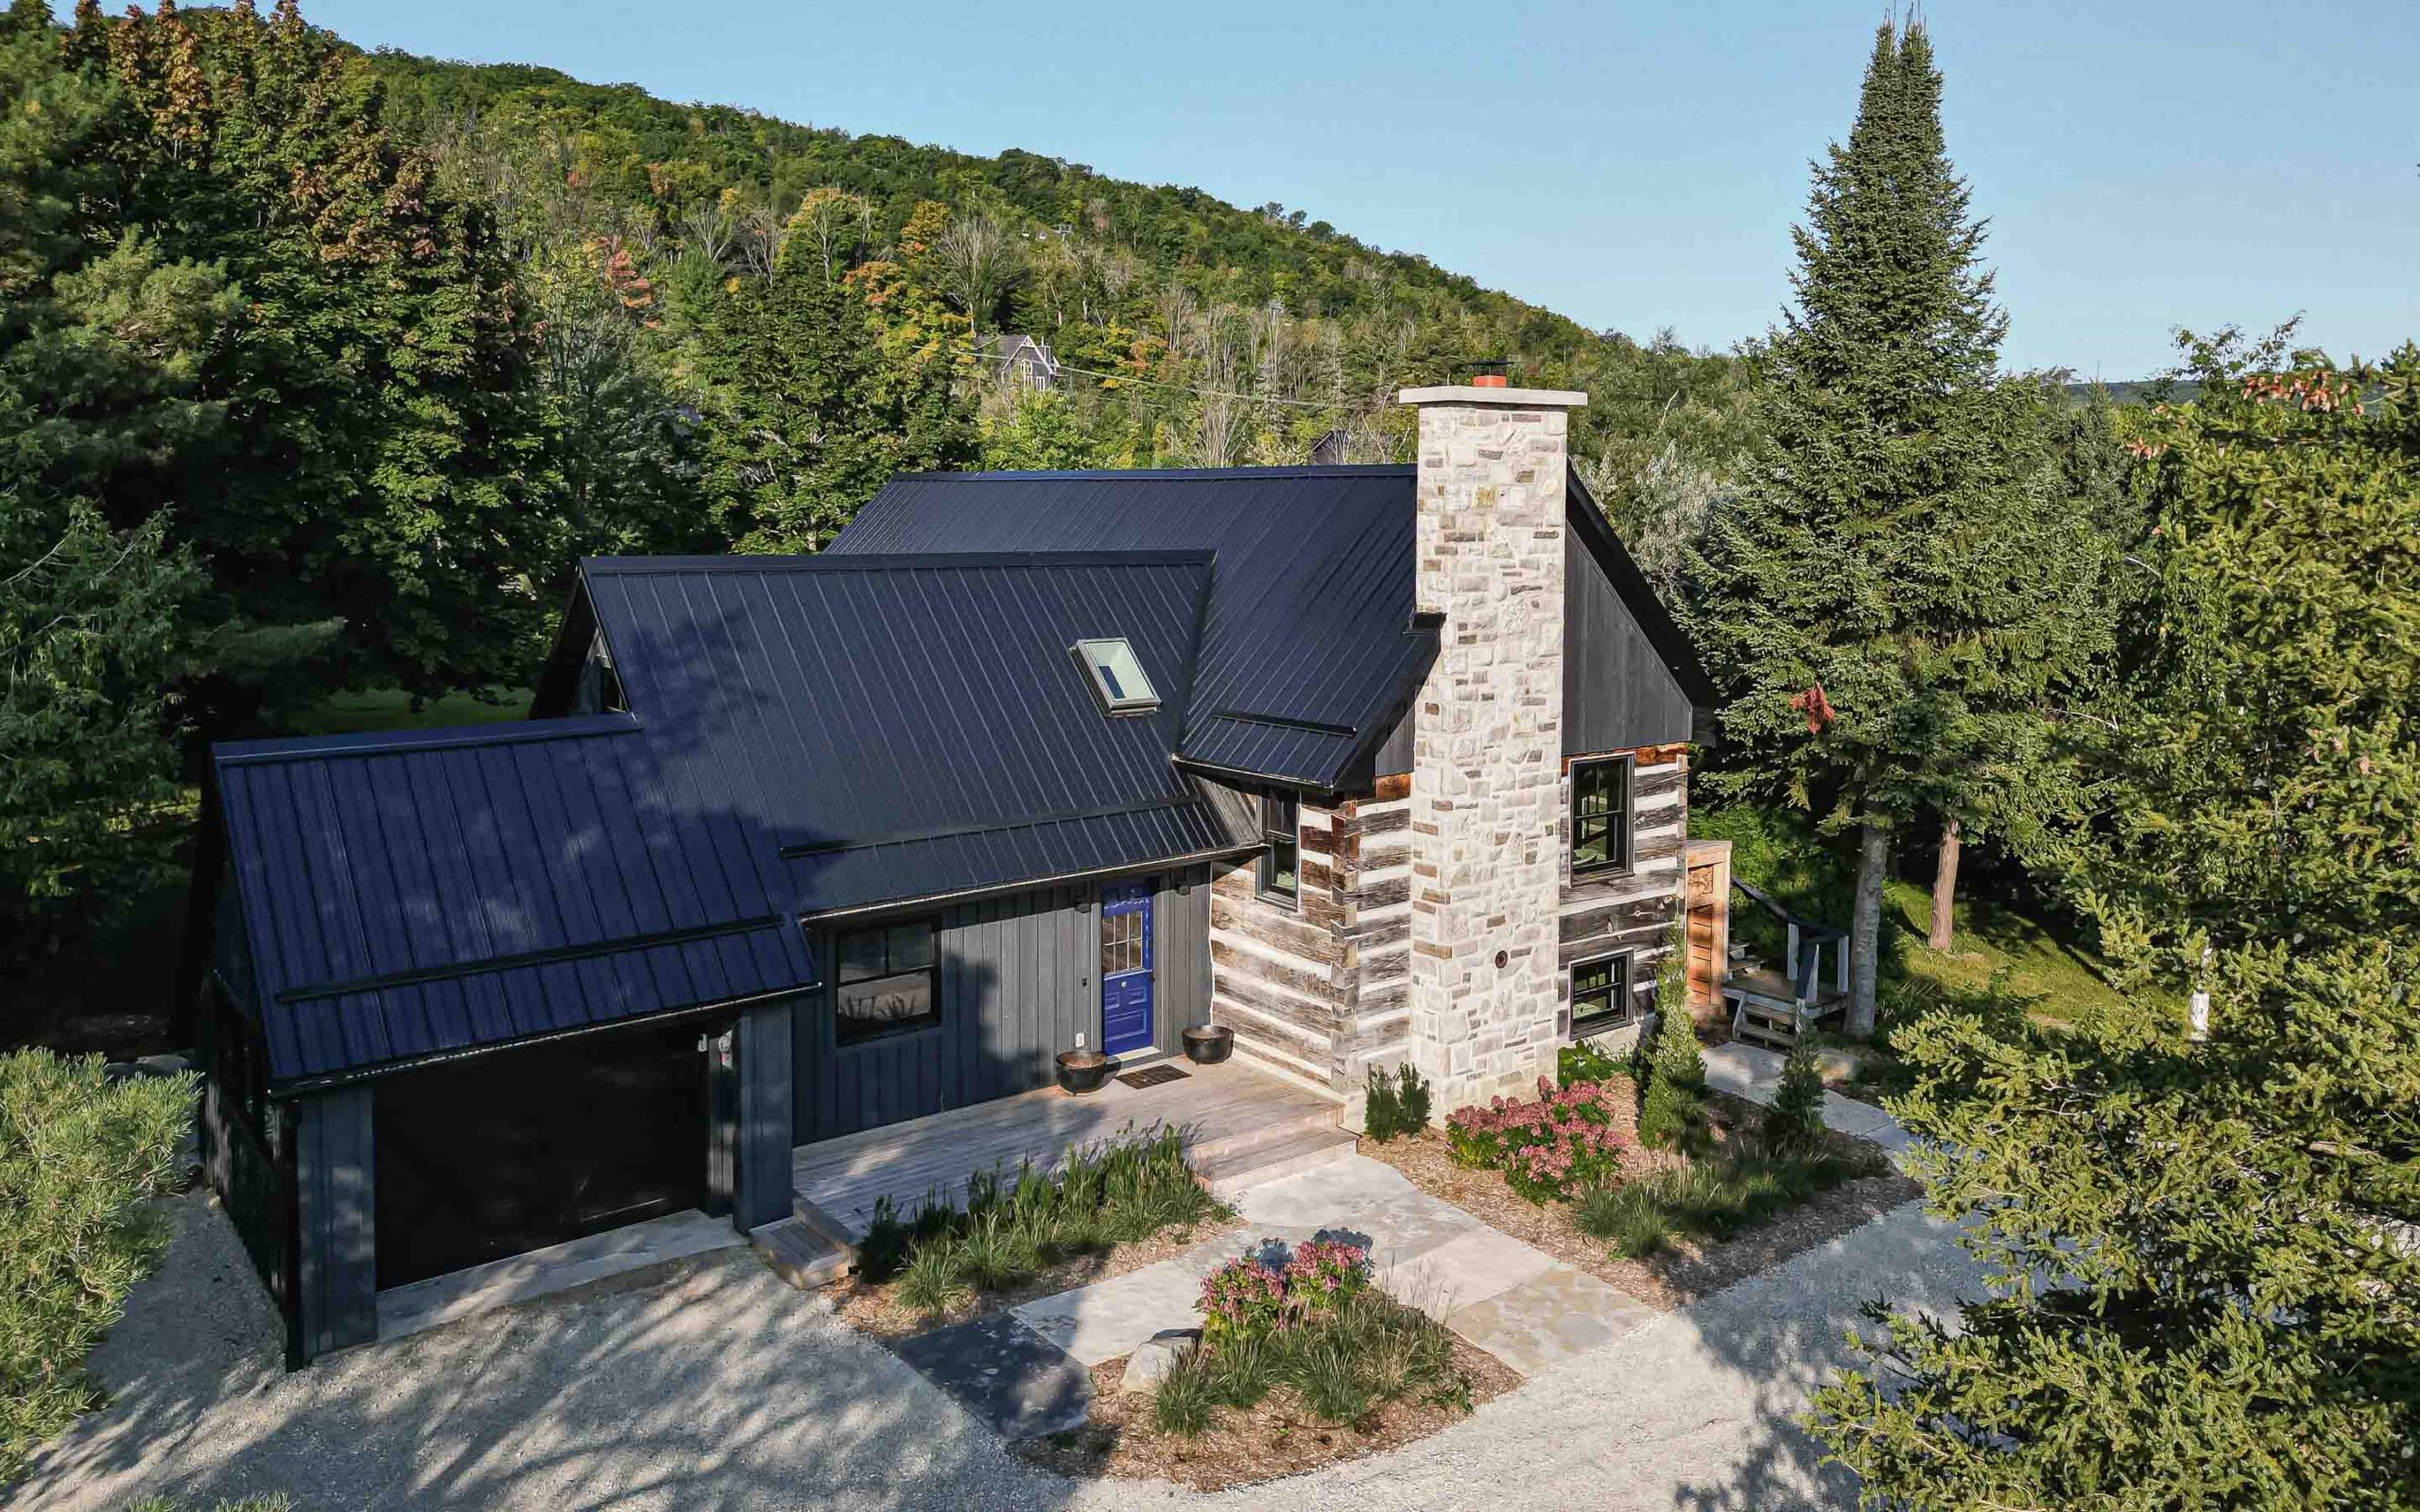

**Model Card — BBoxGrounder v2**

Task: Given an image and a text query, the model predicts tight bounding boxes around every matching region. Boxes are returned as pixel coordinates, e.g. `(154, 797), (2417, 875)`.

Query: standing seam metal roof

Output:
(831, 469), (1434, 790)
(575, 552), (1244, 919)
(213, 715), (820, 1085)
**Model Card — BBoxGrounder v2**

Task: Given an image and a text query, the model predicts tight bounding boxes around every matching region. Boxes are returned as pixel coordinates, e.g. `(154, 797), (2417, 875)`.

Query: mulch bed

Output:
(1355, 1092), (1918, 1311)
(831, 1211), (1246, 1342)
(1010, 1337), (1520, 1491)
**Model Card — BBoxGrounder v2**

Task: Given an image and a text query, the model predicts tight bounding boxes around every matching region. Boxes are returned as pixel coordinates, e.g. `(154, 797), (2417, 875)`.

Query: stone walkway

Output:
(1702, 1040), (1913, 1156)
(904, 1155), (1658, 1438)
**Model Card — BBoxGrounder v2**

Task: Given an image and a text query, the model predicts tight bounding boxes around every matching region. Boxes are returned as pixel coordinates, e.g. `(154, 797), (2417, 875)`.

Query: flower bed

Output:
(835, 1125), (1237, 1337)
(1444, 1075), (1635, 1201)
(1014, 1234), (1509, 1489)
(1360, 1090), (1917, 1309)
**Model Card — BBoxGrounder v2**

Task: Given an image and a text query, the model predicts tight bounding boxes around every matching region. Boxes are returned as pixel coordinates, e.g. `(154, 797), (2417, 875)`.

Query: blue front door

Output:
(1100, 882), (1155, 1057)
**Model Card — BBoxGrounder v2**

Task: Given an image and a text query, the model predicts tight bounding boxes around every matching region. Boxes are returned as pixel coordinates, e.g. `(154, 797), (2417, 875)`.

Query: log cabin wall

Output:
(1558, 744), (1690, 1052)
(1207, 777), (1414, 1100)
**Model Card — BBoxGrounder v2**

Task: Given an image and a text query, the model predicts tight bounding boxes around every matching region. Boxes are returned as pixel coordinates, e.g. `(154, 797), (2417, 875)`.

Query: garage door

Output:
(373, 1020), (710, 1290)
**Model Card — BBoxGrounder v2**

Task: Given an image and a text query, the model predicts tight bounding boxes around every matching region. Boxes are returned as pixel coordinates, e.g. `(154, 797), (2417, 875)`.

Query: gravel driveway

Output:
(16, 1183), (1980, 1511)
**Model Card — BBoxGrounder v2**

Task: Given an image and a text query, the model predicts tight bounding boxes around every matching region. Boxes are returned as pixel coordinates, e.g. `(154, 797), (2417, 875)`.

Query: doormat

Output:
(1117, 1063), (1191, 1091)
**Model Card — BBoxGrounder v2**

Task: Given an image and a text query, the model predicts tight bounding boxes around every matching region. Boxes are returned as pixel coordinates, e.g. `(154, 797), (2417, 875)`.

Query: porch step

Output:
(1196, 1124), (1360, 1199)
(1187, 1102), (1343, 1169)
(751, 1215), (852, 1290)
(789, 1189), (865, 1255)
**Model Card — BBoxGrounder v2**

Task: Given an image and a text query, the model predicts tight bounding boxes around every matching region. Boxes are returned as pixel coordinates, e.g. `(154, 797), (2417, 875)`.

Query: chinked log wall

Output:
(1209, 774), (1413, 1097)
(1559, 745), (1690, 1044)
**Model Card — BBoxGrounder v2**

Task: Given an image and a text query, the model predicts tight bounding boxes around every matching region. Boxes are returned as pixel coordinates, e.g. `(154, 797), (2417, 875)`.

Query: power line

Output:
(948, 338), (1367, 411)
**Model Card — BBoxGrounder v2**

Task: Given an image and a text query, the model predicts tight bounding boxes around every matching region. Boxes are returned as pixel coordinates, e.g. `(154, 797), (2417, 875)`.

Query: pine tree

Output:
(1767, 1045), (1825, 1154)
(695, 217), (974, 553)
(1636, 919), (1707, 1148)
(1687, 21), (2111, 1034)
(1811, 335), (2420, 1507)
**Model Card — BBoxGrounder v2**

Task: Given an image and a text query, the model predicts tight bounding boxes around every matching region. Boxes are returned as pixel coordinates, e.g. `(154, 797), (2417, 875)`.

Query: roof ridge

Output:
(582, 549), (1217, 576)
(214, 712), (636, 766)
(888, 464), (1415, 482)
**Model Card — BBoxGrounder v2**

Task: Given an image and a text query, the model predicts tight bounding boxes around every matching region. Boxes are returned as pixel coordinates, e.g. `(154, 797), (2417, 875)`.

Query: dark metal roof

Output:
(833, 464), (1706, 783)
(577, 552), (1254, 921)
(832, 468), (1438, 790)
(213, 715), (820, 1086)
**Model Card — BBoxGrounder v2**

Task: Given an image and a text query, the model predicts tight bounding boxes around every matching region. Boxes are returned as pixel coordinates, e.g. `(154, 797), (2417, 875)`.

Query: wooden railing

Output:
(1731, 878), (1849, 1009)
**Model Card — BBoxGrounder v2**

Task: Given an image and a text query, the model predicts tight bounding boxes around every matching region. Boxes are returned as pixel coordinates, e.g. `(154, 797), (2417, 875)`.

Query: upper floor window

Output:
(1571, 756), (1634, 877)
(834, 919), (940, 1045)
(1256, 792), (1300, 902)
(1070, 638), (1159, 715)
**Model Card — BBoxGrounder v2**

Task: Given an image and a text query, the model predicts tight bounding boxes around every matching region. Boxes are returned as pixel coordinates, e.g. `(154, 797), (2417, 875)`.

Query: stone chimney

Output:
(1396, 381), (1588, 1112)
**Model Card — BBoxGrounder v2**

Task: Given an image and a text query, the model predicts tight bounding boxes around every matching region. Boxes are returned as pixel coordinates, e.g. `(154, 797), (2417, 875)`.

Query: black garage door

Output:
(374, 1020), (710, 1290)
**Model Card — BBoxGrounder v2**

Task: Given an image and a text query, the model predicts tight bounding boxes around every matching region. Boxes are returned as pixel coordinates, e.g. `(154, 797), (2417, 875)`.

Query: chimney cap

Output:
(1397, 384), (1588, 409)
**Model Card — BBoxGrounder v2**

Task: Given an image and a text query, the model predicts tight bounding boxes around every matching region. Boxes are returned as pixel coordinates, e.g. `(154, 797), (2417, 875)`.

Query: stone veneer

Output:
(1399, 384), (1587, 1112)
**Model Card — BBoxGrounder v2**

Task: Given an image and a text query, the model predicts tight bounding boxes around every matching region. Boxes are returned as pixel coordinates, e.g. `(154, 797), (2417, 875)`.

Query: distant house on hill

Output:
(986, 334), (1060, 390)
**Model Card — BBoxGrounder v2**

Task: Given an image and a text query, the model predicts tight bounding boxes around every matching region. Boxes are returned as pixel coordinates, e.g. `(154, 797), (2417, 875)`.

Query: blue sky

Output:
(178, 1), (2419, 376)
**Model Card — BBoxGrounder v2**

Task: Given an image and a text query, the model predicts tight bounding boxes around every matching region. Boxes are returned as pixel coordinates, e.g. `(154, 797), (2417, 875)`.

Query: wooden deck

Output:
(790, 1058), (1341, 1241)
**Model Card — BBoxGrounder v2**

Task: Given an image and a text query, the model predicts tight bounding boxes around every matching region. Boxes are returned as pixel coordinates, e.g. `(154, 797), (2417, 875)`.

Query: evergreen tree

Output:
(8, 0), (557, 723)
(1767, 1044), (1825, 1154)
(1812, 335), (2420, 1508)
(694, 217), (974, 553)
(1687, 22), (2109, 1033)
(1636, 919), (1707, 1148)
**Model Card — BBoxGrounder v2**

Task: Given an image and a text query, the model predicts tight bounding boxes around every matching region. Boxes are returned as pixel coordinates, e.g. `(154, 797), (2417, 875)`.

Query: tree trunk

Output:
(1846, 819), (1890, 1039)
(1928, 816), (1962, 953)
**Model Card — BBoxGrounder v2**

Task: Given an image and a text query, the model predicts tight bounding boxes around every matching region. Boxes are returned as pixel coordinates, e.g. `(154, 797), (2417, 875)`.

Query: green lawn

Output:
(1883, 878), (2162, 1030)
(292, 686), (533, 736)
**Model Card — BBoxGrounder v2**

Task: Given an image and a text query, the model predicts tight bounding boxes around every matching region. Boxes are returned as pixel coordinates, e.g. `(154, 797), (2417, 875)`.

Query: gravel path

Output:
(17, 1177), (1978, 1512)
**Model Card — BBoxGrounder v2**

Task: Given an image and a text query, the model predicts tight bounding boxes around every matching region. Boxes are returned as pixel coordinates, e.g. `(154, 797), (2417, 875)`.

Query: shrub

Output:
(1288, 1332), (1376, 1425)
(1444, 1077), (1631, 1203)
(1574, 1182), (1672, 1258)
(1150, 1352), (1218, 1437)
(1635, 999), (1707, 1151)
(1768, 1046), (1828, 1153)
(858, 1125), (1226, 1297)
(1198, 1236), (1374, 1345)
(1170, 1280), (1464, 1434)
(1558, 1039), (1623, 1087)
(1199, 1252), (1290, 1347)
(1576, 1150), (1857, 1261)
(1362, 1062), (1431, 1143)
(892, 1240), (973, 1316)
(2, 1052), (195, 1484)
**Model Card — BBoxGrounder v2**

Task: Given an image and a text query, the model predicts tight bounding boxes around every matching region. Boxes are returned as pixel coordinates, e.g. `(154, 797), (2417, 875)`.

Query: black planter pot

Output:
(1182, 1024), (1235, 1065)
(1057, 1050), (1114, 1094)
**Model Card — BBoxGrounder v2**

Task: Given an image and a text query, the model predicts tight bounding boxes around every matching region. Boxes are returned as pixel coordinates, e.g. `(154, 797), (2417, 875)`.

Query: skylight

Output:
(1071, 638), (1159, 714)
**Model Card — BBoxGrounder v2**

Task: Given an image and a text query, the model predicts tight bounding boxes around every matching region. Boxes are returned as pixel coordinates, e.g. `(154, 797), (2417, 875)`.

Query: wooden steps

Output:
(1723, 967), (1846, 1052)
(750, 1215), (852, 1291)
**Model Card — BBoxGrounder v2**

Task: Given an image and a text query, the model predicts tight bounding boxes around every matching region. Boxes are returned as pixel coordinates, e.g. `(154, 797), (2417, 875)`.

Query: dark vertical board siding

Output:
(733, 1000), (794, 1229)
(293, 1086), (377, 1360)
(1152, 865), (1214, 1046)
(798, 880), (1177, 1143)
(1564, 535), (1694, 754)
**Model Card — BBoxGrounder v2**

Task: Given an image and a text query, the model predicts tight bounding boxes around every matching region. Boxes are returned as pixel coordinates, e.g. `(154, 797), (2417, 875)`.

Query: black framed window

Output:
(834, 919), (940, 1045)
(1569, 953), (1634, 1038)
(1256, 792), (1300, 902)
(1571, 756), (1634, 877)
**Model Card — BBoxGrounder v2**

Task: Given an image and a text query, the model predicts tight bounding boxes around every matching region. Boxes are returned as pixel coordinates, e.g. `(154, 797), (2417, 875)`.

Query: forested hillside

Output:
(0, 0), (1754, 954)
(357, 43), (1759, 548)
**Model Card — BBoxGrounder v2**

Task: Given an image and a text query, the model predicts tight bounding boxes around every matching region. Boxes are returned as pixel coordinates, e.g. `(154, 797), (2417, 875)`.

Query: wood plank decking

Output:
(790, 1058), (1342, 1241)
